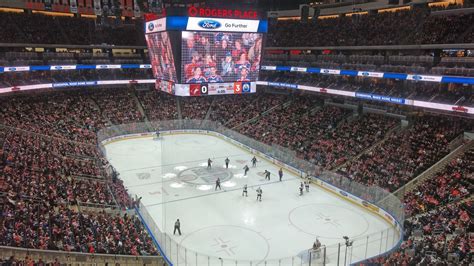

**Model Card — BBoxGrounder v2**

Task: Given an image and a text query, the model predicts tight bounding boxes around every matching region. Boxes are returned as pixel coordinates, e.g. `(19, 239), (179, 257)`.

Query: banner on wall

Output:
(93, 0), (102, 15)
(70, 0), (78, 13)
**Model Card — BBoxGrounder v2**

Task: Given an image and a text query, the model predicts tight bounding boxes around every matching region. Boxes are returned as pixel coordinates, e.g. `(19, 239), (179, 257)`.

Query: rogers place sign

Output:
(188, 7), (258, 19)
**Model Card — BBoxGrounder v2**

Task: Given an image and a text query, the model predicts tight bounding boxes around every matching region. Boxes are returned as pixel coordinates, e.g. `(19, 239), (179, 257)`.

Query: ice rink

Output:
(104, 133), (399, 265)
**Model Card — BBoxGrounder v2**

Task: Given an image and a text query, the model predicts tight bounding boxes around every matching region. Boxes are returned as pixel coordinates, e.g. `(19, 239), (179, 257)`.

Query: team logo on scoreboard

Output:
(242, 82), (251, 93)
(198, 19), (222, 29)
(190, 84), (201, 96)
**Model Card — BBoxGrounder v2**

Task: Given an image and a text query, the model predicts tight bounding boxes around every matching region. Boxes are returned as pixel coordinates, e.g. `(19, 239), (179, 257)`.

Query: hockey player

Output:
(305, 181), (310, 192)
(299, 182), (304, 196)
(174, 219), (181, 235)
(264, 170), (270, 181)
(215, 177), (221, 190)
(155, 130), (160, 139)
(251, 156), (257, 167)
(225, 157), (230, 169)
(256, 187), (262, 202)
(243, 165), (250, 176)
(207, 158), (212, 169)
(279, 168), (283, 182)
(242, 184), (248, 197)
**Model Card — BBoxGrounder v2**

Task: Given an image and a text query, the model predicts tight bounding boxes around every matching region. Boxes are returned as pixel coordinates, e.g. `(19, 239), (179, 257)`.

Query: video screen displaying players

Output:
(181, 31), (262, 83)
(146, 31), (177, 82)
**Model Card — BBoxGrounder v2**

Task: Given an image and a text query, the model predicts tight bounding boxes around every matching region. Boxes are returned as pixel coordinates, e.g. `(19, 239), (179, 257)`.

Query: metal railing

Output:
(97, 120), (405, 266)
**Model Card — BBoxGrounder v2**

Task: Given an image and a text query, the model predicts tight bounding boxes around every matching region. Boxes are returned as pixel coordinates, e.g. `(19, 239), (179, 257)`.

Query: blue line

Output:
(135, 207), (174, 266)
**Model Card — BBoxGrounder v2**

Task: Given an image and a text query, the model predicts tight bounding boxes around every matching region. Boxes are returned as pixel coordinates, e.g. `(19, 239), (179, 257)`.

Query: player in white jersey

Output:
(256, 187), (262, 201)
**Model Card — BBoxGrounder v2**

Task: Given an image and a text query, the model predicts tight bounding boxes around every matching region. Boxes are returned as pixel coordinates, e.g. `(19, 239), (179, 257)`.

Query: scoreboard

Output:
(145, 7), (267, 96)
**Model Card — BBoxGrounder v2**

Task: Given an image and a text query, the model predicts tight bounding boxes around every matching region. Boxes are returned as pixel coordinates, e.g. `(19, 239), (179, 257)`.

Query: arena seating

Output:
(0, 13), (145, 46)
(403, 147), (473, 217)
(1, 87), (473, 263)
(338, 115), (471, 191)
(368, 200), (472, 265)
(1, 198), (158, 255)
(1, 5), (473, 264)
(267, 10), (473, 47)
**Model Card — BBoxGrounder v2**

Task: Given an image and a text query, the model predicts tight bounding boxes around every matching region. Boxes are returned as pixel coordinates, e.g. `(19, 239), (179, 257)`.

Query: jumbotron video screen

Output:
(181, 31), (263, 83)
(145, 31), (178, 83)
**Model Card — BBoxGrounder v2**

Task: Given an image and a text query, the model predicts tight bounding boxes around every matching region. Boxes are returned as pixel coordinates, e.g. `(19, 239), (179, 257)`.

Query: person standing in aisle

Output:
(225, 157), (230, 169)
(242, 184), (248, 197)
(251, 156), (257, 167)
(174, 219), (181, 235)
(215, 177), (221, 190)
(279, 168), (283, 182)
(256, 187), (262, 202)
(243, 165), (250, 176)
(208, 158), (212, 169)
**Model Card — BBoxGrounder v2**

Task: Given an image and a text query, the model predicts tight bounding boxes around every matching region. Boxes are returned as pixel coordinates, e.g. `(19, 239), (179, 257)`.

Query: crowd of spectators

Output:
(369, 200), (472, 265)
(224, 93), (287, 128)
(403, 147), (473, 217)
(0, 86), (472, 261)
(1, 198), (157, 255)
(235, 95), (399, 169)
(0, 88), (159, 255)
(136, 90), (179, 121)
(0, 12), (145, 45)
(208, 94), (257, 125)
(0, 6), (472, 47)
(338, 115), (471, 191)
(91, 88), (145, 125)
(180, 97), (214, 120)
(267, 10), (473, 47)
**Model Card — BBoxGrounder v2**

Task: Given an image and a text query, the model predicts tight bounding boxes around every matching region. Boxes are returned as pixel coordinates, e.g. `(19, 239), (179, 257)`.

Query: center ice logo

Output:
(177, 166), (232, 185)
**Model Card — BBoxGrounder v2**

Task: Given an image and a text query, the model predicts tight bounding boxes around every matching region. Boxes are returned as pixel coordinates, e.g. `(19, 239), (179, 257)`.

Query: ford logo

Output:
(413, 75), (423, 80)
(54, 66), (62, 70)
(147, 22), (154, 31)
(9, 67), (16, 71)
(198, 20), (221, 29)
(323, 69), (329, 73)
(361, 72), (369, 76)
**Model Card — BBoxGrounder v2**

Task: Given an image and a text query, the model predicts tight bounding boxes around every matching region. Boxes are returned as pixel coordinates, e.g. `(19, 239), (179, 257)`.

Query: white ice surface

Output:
(105, 134), (398, 265)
